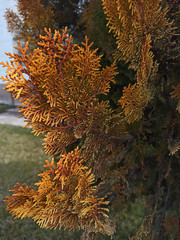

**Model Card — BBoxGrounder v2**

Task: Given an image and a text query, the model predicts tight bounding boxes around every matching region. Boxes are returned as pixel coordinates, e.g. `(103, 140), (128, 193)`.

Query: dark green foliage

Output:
(81, 0), (116, 64)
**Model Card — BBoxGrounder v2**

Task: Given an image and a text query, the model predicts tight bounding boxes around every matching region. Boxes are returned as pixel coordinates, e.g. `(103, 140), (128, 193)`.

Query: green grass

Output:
(0, 124), (145, 240)
(0, 104), (16, 113)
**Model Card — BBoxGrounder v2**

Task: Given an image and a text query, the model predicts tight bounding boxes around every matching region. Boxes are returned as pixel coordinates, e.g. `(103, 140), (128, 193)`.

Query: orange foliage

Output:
(5, 0), (55, 49)
(102, 0), (170, 68)
(1, 0), (178, 238)
(0, 28), (117, 155)
(119, 35), (155, 123)
(5, 148), (114, 235)
(102, 0), (172, 123)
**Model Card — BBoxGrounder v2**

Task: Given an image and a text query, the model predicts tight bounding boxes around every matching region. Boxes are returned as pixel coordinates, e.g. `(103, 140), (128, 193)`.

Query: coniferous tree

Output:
(1, 0), (179, 239)
(4, 0), (86, 49)
(5, 0), (55, 49)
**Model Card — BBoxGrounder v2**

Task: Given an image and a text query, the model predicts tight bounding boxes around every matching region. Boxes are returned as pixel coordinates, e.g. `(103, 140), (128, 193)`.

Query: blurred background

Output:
(0, 0), (18, 105)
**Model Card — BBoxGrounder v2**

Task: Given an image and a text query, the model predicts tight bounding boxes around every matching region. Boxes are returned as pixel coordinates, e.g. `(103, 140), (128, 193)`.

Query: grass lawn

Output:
(0, 104), (16, 113)
(0, 124), (145, 240)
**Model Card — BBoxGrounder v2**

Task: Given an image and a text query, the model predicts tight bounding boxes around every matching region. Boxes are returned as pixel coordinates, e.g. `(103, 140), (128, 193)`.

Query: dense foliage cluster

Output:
(1, 0), (179, 239)
(5, 148), (114, 236)
(0, 28), (116, 157)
